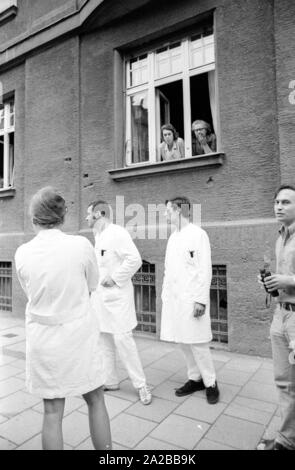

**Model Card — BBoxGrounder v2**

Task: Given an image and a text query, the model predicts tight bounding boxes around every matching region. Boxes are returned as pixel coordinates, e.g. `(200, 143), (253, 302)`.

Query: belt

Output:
(279, 302), (295, 312)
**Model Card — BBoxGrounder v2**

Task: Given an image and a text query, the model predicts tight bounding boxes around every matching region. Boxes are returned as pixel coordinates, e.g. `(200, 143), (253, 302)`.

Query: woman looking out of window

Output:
(159, 123), (185, 161)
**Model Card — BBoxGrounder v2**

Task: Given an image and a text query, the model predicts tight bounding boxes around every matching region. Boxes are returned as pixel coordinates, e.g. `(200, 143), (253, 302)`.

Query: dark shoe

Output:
(257, 439), (290, 450)
(175, 379), (205, 397)
(206, 381), (220, 404)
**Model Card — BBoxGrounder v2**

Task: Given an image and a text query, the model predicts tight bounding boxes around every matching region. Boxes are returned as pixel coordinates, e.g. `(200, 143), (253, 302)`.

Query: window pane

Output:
(0, 108), (4, 131)
(155, 43), (182, 79)
(9, 132), (14, 186)
(0, 135), (3, 188)
(9, 101), (15, 128)
(190, 34), (214, 69)
(130, 91), (149, 163)
(129, 54), (148, 87)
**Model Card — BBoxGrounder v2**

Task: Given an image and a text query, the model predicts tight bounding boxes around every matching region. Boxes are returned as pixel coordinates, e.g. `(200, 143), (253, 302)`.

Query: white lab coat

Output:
(92, 224), (142, 334)
(14, 229), (104, 398)
(160, 223), (213, 344)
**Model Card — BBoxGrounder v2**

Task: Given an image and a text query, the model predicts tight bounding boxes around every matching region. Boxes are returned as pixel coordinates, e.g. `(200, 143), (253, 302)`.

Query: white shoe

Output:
(104, 384), (120, 391)
(138, 385), (152, 405)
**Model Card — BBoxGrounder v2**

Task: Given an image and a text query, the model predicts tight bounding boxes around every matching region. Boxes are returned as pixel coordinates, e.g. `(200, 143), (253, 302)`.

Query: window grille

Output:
(210, 265), (228, 344)
(0, 262), (12, 312)
(133, 261), (156, 334)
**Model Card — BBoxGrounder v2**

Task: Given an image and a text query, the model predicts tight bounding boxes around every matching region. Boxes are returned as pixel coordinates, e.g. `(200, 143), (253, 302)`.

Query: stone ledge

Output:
(108, 153), (225, 181)
(0, 187), (16, 198)
(0, 5), (17, 26)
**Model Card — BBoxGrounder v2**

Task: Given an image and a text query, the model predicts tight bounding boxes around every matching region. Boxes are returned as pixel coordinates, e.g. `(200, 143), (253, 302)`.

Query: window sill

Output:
(0, 187), (16, 198)
(109, 153), (225, 181)
(0, 4), (18, 26)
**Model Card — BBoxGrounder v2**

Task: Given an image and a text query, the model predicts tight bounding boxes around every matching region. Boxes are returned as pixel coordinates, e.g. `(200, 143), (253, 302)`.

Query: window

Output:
(0, 262), (12, 312)
(0, 0), (17, 14)
(210, 265), (228, 344)
(125, 27), (217, 165)
(0, 98), (15, 190)
(133, 261), (156, 334)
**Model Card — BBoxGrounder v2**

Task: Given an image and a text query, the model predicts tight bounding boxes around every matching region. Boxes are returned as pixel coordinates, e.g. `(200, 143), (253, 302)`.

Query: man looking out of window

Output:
(192, 120), (216, 156)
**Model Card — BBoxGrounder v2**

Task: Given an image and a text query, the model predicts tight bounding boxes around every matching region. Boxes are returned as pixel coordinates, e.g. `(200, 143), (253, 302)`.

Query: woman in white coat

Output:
(15, 187), (112, 450)
(161, 196), (220, 404)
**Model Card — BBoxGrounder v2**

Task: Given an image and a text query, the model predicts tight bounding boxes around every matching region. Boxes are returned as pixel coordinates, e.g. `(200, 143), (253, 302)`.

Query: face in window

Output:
(193, 124), (207, 139)
(162, 130), (174, 147)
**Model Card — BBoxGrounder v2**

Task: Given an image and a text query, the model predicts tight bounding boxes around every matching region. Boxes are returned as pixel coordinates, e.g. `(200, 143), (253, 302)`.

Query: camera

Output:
(259, 268), (279, 297)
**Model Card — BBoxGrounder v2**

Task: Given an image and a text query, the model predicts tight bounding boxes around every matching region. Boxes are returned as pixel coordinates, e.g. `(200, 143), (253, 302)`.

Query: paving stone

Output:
(0, 390), (40, 417)
(229, 396), (277, 414)
(174, 396), (227, 423)
(139, 349), (172, 367)
(214, 382), (241, 403)
(151, 380), (191, 403)
(150, 354), (185, 373)
(211, 351), (232, 363)
(213, 360), (228, 371)
(0, 364), (23, 382)
(79, 395), (132, 420)
(8, 359), (26, 370)
(150, 414), (209, 450)
(112, 442), (131, 450)
(168, 369), (187, 384)
(135, 437), (184, 450)
(143, 366), (174, 387)
(33, 396), (83, 416)
(103, 379), (140, 403)
(205, 415), (265, 450)
(126, 396), (179, 423)
(263, 415), (281, 440)
(3, 342), (26, 359)
(0, 409), (42, 445)
(239, 381), (278, 403)
(223, 358), (261, 372)
(0, 318), (24, 330)
(250, 368), (275, 385)
(224, 402), (273, 425)
(0, 355), (17, 366)
(111, 413), (157, 448)
(195, 438), (236, 450)
(260, 360), (274, 370)
(63, 411), (90, 447)
(16, 434), (73, 450)
(0, 414), (7, 424)
(0, 328), (26, 347)
(0, 436), (16, 450)
(217, 367), (253, 386)
(0, 377), (25, 398)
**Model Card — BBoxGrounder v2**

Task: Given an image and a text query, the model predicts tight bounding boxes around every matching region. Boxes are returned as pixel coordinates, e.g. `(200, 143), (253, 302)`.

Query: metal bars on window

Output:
(133, 261), (156, 335)
(210, 265), (228, 344)
(0, 262), (12, 312)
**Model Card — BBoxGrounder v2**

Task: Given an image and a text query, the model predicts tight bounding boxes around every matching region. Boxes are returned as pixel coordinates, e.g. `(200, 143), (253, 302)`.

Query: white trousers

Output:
(180, 342), (216, 387)
(101, 331), (146, 389)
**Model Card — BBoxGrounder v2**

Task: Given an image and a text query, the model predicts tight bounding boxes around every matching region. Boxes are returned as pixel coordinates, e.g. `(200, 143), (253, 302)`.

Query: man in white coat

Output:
(86, 200), (152, 405)
(161, 196), (219, 404)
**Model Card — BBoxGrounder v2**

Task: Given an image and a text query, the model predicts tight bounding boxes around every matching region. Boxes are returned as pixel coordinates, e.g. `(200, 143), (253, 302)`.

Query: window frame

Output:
(124, 32), (216, 167)
(0, 97), (15, 191)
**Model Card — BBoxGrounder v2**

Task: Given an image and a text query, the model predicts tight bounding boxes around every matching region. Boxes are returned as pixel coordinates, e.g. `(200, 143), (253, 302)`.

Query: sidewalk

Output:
(0, 314), (280, 451)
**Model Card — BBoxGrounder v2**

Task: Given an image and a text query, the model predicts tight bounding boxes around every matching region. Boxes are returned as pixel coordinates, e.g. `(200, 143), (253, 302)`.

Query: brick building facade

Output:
(0, 0), (294, 356)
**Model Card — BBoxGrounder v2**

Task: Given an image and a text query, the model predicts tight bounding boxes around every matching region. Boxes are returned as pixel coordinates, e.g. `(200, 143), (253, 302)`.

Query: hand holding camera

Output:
(259, 263), (279, 298)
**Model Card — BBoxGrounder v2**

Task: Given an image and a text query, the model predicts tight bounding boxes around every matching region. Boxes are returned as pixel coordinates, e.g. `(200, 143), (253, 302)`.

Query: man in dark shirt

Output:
(258, 184), (295, 450)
